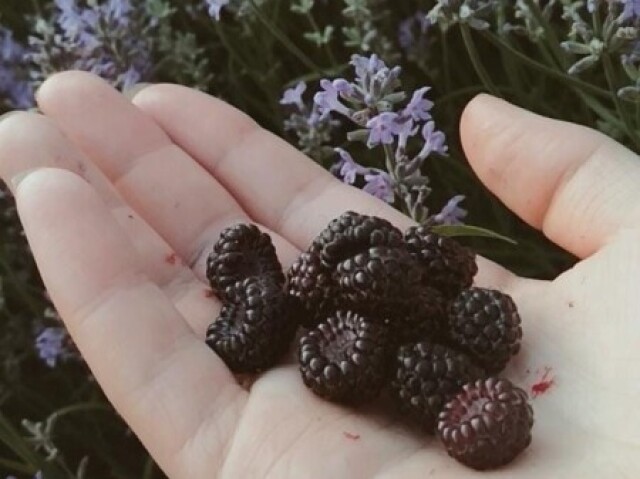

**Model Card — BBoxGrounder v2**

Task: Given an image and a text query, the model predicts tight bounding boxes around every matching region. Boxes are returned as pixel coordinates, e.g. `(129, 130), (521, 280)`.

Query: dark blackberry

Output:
(404, 226), (477, 298)
(390, 341), (485, 432)
(393, 288), (448, 344)
(206, 224), (284, 299)
(286, 249), (337, 328)
(206, 277), (295, 373)
(437, 378), (533, 470)
(448, 288), (522, 374)
(314, 212), (404, 269)
(299, 310), (390, 404)
(335, 246), (422, 305)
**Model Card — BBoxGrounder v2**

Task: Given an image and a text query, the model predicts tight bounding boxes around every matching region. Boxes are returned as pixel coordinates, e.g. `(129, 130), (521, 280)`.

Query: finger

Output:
(460, 94), (640, 258)
(0, 111), (216, 337)
(36, 71), (301, 280)
(130, 84), (515, 289)
(15, 169), (246, 478)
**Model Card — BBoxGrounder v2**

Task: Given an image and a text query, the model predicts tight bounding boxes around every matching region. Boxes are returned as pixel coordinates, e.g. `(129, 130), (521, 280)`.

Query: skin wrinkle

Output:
(275, 173), (335, 245)
(135, 86), (262, 172)
(124, 330), (229, 464)
(175, 380), (248, 478)
(541, 141), (609, 255)
(220, 380), (313, 478)
(262, 409), (351, 479)
(111, 142), (178, 184)
(372, 443), (433, 479)
(186, 212), (247, 269)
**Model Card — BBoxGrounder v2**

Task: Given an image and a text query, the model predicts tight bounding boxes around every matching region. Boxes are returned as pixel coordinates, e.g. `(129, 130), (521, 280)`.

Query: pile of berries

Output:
(205, 212), (533, 471)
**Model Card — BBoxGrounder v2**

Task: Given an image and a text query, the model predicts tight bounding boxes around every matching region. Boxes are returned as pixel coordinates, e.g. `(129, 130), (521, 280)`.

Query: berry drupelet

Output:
(437, 377), (534, 470)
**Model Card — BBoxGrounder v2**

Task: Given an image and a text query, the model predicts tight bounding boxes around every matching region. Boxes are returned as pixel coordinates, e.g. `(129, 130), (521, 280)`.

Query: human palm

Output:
(1, 73), (639, 478)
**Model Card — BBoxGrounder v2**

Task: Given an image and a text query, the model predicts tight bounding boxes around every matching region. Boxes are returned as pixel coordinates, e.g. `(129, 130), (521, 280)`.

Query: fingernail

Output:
(123, 83), (153, 100)
(11, 168), (42, 190)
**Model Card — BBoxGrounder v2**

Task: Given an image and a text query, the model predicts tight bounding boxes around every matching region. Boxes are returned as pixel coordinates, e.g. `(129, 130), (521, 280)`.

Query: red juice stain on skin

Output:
(165, 252), (179, 265)
(343, 431), (360, 441)
(204, 289), (215, 298)
(531, 367), (555, 398)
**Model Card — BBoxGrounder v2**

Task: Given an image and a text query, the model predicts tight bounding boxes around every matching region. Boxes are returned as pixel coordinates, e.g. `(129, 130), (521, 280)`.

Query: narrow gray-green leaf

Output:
(430, 224), (517, 244)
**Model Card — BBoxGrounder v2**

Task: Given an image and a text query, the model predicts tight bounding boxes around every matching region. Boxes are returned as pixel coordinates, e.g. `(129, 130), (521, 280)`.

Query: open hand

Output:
(1, 73), (638, 478)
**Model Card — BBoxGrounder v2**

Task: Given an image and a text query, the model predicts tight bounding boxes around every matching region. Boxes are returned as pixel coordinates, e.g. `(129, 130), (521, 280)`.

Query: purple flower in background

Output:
(417, 121), (448, 159)
(332, 148), (395, 203)
(307, 54), (452, 221)
(281, 81), (307, 110)
(351, 53), (387, 81)
(622, 39), (640, 65)
(28, 0), (153, 90)
(621, 0), (640, 21)
(404, 87), (434, 121)
(398, 12), (431, 51)
(363, 172), (395, 203)
(35, 327), (74, 368)
(314, 79), (353, 118)
(0, 28), (34, 108)
(366, 112), (401, 147)
(433, 195), (467, 225)
(334, 148), (369, 184)
(205, 0), (230, 20)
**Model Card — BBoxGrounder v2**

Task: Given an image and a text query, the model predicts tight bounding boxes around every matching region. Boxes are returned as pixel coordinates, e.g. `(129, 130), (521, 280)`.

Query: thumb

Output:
(461, 94), (640, 258)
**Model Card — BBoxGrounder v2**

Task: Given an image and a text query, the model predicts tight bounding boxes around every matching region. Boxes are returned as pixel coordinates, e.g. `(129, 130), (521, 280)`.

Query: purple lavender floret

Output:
(205, 0), (230, 20)
(35, 326), (76, 368)
(0, 28), (34, 108)
(362, 171), (395, 203)
(314, 79), (354, 118)
(432, 195), (468, 225)
(620, 0), (640, 22)
(280, 81), (307, 110)
(333, 148), (395, 203)
(404, 87), (434, 121)
(366, 112), (402, 146)
(398, 12), (431, 51)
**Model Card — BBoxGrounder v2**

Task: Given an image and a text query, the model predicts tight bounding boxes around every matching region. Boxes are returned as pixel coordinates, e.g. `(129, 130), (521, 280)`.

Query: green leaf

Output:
(430, 225), (517, 244)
